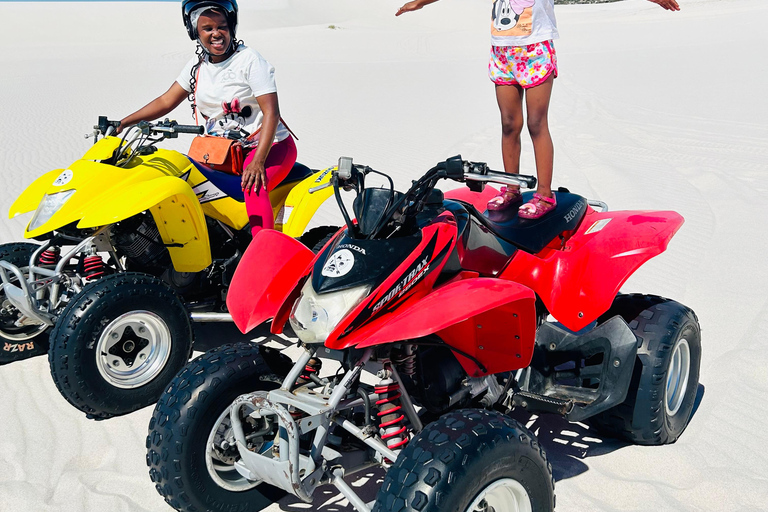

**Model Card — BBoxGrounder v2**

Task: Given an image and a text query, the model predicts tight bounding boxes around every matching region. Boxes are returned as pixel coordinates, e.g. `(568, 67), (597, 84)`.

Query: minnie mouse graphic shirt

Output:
(491, 0), (558, 47)
(177, 44), (290, 142)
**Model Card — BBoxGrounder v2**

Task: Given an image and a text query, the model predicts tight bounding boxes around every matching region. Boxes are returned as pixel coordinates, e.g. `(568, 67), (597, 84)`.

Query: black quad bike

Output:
(146, 156), (701, 512)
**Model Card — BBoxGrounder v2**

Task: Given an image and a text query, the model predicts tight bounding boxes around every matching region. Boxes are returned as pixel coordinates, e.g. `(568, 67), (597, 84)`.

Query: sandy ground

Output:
(1, 0), (767, 511)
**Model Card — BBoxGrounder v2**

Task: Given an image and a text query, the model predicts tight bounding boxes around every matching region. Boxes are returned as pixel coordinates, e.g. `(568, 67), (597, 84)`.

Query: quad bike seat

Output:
(477, 190), (588, 254)
(443, 190), (588, 270)
(188, 160), (314, 203)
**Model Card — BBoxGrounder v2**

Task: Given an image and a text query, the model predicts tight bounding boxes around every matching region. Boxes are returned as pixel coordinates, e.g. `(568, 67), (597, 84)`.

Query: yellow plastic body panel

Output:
(9, 169), (68, 219)
(281, 167), (335, 238)
(79, 176), (211, 272)
(180, 165), (250, 230)
(8, 136), (332, 274)
(81, 136), (122, 162)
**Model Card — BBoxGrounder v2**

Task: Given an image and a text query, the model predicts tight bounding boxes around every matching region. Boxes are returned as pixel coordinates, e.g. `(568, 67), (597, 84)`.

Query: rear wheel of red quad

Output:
(0, 242), (50, 364)
(372, 409), (555, 512)
(589, 294), (701, 445)
(146, 343), (288, 512)
(48, 272), (193, 418)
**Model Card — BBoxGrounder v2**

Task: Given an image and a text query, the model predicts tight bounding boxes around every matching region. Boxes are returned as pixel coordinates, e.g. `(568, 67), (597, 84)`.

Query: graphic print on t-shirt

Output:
(491, 0), (534, 37)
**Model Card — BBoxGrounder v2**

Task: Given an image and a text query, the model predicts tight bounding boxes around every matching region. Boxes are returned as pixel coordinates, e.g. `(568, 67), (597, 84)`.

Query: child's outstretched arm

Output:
(647, 0), (680, 11)
(396, 0), (440, 16)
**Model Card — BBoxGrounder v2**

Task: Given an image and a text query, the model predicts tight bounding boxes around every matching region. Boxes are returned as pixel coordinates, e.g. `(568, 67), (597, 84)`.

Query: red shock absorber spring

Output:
(375, 373), (408, 450)
(83, 255), (106, 280)
(393, 345), (416, 377)
(296, 358), (322, 386)
(38, 247), (60, 266)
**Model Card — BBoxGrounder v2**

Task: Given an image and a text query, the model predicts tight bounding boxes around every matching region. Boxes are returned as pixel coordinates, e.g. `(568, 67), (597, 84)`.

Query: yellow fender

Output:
(78, 176), (211, 272)
(281, 167), (336, 238)
(9, 169), (66, 219)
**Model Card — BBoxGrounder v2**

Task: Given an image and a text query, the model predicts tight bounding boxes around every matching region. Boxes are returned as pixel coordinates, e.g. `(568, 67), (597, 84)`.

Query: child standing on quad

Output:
(396, 0), (680, 219)
(119, 0), (296, 236)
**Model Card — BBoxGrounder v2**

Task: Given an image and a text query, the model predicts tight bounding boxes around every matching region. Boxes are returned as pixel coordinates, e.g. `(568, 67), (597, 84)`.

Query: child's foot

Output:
(518, 193), (557, 219)
(487, 186), (523, 211)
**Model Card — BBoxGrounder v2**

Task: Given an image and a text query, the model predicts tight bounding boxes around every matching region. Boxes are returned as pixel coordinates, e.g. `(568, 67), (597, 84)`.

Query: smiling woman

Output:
(118, 0), (297, 238)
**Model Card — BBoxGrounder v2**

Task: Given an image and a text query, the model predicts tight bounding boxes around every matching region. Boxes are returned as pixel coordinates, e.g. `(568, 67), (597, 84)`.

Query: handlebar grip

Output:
(173, 125), (205, 135)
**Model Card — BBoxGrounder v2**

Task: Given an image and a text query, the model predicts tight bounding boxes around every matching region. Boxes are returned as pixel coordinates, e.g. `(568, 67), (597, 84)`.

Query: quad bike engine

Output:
(112, 213), (170, 272)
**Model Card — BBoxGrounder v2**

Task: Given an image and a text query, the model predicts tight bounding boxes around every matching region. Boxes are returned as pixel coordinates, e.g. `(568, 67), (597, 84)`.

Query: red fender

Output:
(227, 230), (314, 334)
(501, 208), (684, 332)
(444, 185), (499, 211)
(349, 277), (538, 377)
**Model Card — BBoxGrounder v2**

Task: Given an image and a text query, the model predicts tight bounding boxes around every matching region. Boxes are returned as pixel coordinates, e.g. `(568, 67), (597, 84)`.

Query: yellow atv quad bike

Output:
(0, 117), (339, 419)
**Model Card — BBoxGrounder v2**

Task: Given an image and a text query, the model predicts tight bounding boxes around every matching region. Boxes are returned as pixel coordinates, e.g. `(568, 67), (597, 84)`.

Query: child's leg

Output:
(243, 137), (298, 236)
(524, 73), (554, 198)
(487, 83), (526, 210)
(495, 83), (525, 177)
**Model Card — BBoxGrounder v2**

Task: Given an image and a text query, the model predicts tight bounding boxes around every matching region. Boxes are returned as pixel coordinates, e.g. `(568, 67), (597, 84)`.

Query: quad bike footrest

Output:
(511, 391), (574, 416)
(526, 316), (638, 422)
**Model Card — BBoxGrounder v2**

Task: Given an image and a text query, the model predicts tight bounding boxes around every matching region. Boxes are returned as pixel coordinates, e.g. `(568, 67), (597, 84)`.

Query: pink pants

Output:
(243, 136), (298, 236)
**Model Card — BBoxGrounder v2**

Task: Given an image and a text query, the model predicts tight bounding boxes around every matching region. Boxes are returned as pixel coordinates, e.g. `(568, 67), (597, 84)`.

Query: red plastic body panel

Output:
(444, 185), (499, 211)
(353, 278), (537, 377)
(270, 227), (344, 335)
(500, 208), (684, 331)
(227, 230), (315, 334)
(324, 214), (457, 350)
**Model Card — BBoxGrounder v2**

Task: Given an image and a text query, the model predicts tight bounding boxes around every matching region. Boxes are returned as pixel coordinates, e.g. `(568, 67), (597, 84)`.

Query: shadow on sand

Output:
(186, 331), (707, 510)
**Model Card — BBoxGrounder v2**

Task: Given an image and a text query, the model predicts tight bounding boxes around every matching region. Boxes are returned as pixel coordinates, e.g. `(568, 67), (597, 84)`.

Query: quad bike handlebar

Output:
(327, 155), (538, 240)
(89, 116), (204, 167)
(92, 116), (204, 139)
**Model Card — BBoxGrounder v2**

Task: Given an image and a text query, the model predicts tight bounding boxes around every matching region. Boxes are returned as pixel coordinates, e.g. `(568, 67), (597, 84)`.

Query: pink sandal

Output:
(518, 193), (557, 219)
(487, 186), (523, 211)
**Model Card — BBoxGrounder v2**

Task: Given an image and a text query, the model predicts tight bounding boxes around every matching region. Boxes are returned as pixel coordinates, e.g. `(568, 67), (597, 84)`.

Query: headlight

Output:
(28, 190), (75, 231)
(289, 280), (370, 344)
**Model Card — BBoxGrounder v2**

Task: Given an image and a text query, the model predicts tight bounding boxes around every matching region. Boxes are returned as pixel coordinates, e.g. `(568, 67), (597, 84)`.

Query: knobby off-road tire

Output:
(298, 225), (340, 254)
(0, 242), (50, 364)
(48, 272), (192, 419)
(147, 343), (286, 512)
(373, 409), (555, 512)
(590, 294), (701, 445)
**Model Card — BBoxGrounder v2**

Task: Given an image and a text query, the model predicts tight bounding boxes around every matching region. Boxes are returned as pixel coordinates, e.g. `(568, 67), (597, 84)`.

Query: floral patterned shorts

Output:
(488, 40), (558, 88)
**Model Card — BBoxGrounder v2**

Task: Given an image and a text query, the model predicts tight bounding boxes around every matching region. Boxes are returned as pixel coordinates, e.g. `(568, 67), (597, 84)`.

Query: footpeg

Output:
(512, 391), (574, 416)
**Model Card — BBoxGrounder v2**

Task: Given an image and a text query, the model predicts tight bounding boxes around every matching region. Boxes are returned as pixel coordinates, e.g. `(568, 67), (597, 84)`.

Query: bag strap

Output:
(193, 63), (202, 126)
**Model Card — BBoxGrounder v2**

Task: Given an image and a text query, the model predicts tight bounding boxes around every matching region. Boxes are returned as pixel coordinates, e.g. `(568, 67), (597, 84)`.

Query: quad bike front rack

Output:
(227, 348), (398, 511)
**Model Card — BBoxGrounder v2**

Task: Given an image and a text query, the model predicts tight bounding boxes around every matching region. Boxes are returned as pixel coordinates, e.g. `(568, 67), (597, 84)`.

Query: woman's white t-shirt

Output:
(490, 0), (559, 47)
(176, 45), (289, 142)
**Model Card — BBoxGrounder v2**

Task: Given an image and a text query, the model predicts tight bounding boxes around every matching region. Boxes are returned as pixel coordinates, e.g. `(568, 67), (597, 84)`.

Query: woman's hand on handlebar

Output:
(242, 158), (267, 194)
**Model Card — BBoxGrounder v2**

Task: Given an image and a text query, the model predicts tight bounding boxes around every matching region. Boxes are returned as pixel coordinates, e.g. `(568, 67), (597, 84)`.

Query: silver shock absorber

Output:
(375, 365), (408, 451)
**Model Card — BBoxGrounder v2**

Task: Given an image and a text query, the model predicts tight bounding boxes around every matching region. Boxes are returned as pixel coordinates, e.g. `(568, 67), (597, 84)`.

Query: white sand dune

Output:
(1, 0), (767, 511)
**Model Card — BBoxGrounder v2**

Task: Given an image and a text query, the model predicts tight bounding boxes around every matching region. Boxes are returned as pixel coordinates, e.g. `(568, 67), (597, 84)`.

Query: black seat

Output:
(462, 190), (588, 255)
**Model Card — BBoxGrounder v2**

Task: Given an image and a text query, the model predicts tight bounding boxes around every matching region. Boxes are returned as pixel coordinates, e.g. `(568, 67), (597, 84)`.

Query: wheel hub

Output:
(205, 407), (265, 492)
(467, 478), (532, 512)
(665, 337), (691, 417)
(0, 299), (47, 341)
(96, 311), (171, 389)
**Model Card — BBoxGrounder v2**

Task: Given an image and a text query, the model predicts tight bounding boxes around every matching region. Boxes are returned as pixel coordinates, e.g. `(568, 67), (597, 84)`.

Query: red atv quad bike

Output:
(146, 156), (701, 512)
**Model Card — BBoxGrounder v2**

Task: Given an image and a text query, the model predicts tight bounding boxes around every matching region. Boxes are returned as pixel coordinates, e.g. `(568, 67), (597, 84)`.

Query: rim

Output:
(205, 406), (265, 492)
(0, 295), (48, 342)
(466, 478), (533, 512)
(95, 311), (172, 389)
(665, 336), (691, 417)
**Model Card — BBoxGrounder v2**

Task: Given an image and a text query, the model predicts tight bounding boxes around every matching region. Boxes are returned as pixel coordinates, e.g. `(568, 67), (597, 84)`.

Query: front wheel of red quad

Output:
(372, 409), (555, 512)
(48, 272), (193, 419)
(147, 343), (287, 512)
(589, 294), (702, 445)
